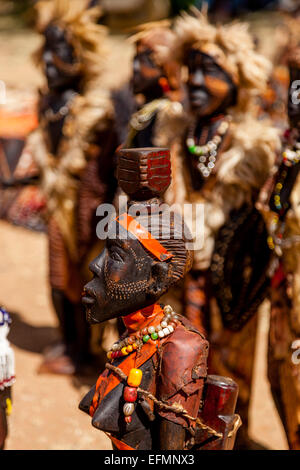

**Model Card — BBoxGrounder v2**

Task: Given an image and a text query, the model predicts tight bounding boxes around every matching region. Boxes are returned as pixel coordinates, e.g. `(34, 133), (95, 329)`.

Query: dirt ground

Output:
(0, 21), (290, 450)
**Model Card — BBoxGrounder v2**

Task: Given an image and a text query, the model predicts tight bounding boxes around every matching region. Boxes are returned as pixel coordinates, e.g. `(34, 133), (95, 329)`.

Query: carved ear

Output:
(148, 262), (170, 298)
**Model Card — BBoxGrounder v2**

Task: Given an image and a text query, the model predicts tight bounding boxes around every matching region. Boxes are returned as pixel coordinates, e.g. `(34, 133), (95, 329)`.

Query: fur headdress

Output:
(173, 8), (272, 109)
(34, 0), (108, 85)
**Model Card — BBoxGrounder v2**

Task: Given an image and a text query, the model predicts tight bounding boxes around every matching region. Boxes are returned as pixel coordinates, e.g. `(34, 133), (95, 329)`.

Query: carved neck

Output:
(122, 303), (163, 333)
(194, 112), (226, 129)
(143, 84), (164, 104)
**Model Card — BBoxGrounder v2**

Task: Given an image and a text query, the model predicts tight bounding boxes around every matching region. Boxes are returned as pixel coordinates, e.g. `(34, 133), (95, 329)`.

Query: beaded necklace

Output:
(106, 304), (180, 424)
(186, 116), (231, 178)
(107, 304), (179, 360)
(44, 91), (78, 122)
(268, 139), (300, 256)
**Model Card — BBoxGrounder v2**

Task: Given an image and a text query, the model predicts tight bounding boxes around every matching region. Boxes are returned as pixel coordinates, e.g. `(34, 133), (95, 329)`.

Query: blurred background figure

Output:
(165, 9), (280, 449)
(262, 15), (300, 449)
(124, 20), (184, 150)
(20, 0), (118, 375)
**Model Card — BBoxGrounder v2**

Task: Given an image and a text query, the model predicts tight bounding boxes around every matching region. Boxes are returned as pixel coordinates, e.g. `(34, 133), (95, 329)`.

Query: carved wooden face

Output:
(82, 225), (170, 323)
(43, 24), (80, 90)
(132, 43), (164, 95)
(288, 66), (300, 129)
(186, 49), (236, 117)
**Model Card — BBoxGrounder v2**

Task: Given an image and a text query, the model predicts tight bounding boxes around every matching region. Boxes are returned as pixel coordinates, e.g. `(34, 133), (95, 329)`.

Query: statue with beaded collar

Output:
(79, 147), (241, 450)
(24, 0), (118, 374)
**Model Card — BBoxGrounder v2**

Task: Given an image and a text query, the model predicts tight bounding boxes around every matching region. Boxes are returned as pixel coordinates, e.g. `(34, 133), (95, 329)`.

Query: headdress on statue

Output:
(173, 8), (272, 110)
(128, 20), (182, 94)
(117, 148), (193, 284)
(34, 0), (108, 84)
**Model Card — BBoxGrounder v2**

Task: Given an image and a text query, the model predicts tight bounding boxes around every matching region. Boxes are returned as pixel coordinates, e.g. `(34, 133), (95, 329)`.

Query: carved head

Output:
(82, 148), (193, 323)
(186, 47), (237, 117)
(173, 9), (271, 115)
(129, 22), (181, 99)
(34, 0), (107, 91)
(43, 24), (81, 90)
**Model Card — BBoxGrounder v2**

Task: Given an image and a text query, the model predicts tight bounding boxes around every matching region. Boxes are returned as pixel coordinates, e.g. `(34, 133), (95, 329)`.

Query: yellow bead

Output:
(121, 347), (128, 356)
(127, 345), (133, 353)
(127, 368), (143, 387)
(107, 351), (112, 359)
(6, 398), (12, 416)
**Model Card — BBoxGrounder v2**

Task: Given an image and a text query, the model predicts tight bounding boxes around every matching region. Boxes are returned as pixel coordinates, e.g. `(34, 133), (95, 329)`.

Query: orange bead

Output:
(127, 368), (143, 387)
(132, 343), (138, 350)
(127, 345), (133, 353)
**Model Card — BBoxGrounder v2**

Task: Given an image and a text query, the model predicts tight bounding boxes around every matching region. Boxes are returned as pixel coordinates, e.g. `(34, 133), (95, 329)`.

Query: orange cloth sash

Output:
(116, 213), (173, 262)
(89, 305), (166, 450)
(90, 305), (164, 415)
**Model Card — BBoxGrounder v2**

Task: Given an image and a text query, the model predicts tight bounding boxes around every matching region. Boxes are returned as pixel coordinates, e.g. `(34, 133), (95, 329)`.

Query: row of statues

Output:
(1, 0), (300, 450)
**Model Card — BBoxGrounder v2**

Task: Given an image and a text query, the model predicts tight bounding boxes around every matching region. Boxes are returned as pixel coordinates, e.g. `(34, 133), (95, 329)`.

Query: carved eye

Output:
(109, 246), (124, 262)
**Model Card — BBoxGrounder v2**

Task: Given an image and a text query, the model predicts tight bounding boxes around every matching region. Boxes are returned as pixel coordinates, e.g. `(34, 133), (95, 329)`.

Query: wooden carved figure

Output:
(79, 148), (240, 450)
(264, 17), (300, 449)
(19, 0), (118, 374)
(124, 21), (184, 150)
(163, 9), (280, 448)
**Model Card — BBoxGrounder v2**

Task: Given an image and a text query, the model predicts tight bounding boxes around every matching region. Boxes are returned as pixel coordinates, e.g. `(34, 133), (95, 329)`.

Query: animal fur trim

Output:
(29, 87), (113, 260)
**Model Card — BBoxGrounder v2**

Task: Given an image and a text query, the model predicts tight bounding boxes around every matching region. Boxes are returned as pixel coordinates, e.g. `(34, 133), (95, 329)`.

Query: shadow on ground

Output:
(7, 311), (59, 354)
(6, 310), (103, 387)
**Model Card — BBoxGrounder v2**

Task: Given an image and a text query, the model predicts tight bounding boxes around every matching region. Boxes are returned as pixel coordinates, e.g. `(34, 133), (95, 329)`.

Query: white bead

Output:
(161, 321), (168, 328)
(163, 327), (170, 336)
(187, 138), (194, 147)
(163, 305), (173, 315)
(112, 343), (119, 351)
(172, 102), (183, 114)
(168, 325), (174, 333)
(156, 325), (162, 331)
(148, 326), (155, 334)
(158, 330), (165, 338)
(123, 403), (135, 416)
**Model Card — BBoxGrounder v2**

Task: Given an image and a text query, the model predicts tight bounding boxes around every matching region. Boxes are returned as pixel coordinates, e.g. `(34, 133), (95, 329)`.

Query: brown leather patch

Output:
(158, 321), (209, 401)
